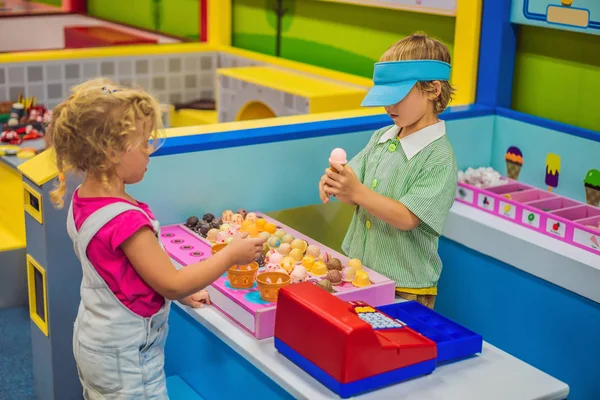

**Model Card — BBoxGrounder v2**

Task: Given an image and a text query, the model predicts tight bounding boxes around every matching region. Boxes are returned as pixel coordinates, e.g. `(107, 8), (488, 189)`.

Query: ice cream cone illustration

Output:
(584, 169), (600, 206)
(329, 148), (347, 173)
(545, 153), (560, 192)
(505, 146), (523, 180)
(561, 0), (573, 6)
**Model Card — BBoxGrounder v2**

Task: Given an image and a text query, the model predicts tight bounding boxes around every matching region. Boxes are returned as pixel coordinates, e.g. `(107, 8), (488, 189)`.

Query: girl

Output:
(46, 78), (266, 399)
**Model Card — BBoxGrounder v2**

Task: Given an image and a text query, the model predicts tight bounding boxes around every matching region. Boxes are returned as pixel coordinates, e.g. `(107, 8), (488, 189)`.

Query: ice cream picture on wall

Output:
(584, 169), (600, 207)
(505, 146), (523, 180)
(545, 153), (561, 192)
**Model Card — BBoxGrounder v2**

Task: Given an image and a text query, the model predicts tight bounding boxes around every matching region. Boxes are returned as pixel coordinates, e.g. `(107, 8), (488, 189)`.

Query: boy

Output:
(320, 33), (458, 309)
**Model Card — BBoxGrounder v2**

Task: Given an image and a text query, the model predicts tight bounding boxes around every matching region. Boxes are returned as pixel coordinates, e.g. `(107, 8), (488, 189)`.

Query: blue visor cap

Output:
(361, 60), (451, 107)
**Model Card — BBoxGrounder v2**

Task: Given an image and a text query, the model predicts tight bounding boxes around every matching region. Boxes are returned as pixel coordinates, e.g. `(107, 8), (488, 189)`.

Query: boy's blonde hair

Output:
(46, 78), (164, 208)
(380, 33), (455, 113)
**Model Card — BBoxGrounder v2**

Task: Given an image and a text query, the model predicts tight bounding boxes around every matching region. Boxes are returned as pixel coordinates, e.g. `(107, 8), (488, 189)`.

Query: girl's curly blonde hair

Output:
(380, 33), (455, 113)
(45, 78), (164, 209)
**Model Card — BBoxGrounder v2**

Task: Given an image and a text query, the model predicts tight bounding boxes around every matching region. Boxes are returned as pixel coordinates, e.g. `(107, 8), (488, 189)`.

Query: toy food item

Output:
(237, 209), (248, 219)
(206, 228), (219, 242)
(256, 218), (266, 230)
(545, 153), (560, 192)
(326, 269), (342, 286)
(221, 210), (234, 222)
(255, 254), (266, 266)
(264, 222), (277, 234)
(318, 252), (330, 263)
(231, 213), (244, 226)
(318, 279), (335, 293)
(329, 148), (347, 172)
(241, 219), (254, 231)
(301, 255), (315, 271)
(211, 243), (227, 255)
(342, 266), (356, 282)
(289, 248), (304, 262)
(202, 213), (215, 222)
(326, 258), (343, 271)
(584, 169), (600, 206)
(186, 216), (199, 228)
(246, 212), (257, 222)
(505, 146), (523, 180)
(291, 238), (308, 253)
(197, 224), (210, 237)
(210, 219), (221, 229)
(277, 243), (292, 256)
(220, 223), (231, 232)
(268, 236), (281, 249)
(290, 265), (308, 284)
(274, 229), (286, 239)
(265, 263), (286, 274)
(348, 258), (363, 271)
(306, 245), (320, 259)
(282, 234), (295, 244)
(265, 250), (284, 266)
(311, 260), (327, 276)
(216, 231), (229, 244)
(457, 167), (506, 188)
(280, 256), (296, 274)
(352, 271), (371, 287)
(245, 224), (259, 238)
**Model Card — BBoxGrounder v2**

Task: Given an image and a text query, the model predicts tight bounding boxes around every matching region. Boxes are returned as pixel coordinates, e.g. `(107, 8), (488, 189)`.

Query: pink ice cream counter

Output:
(160, 214), (395, 339)
(455, 179), (600, 255)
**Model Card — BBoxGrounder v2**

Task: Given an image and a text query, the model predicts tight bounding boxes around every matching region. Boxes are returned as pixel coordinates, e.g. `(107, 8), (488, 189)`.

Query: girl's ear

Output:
(429, 80), (442, 100)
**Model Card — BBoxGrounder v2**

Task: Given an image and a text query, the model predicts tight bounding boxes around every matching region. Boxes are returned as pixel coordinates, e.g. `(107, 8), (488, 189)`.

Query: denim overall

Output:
(67, 199), (171, 399)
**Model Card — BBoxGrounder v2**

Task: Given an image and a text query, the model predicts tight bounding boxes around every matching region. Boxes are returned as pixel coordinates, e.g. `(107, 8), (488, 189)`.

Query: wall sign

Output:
(512, 0), (600, 35)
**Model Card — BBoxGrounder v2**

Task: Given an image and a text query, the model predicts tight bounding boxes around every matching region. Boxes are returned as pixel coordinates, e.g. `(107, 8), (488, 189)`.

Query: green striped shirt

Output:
(342, 122), (457, 288)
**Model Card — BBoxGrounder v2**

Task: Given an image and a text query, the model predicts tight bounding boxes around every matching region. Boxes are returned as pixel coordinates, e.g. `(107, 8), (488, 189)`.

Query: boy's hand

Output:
(319, 173), (330, 204)
(180, 290), (211, 308)
(324, 163), (362, 205)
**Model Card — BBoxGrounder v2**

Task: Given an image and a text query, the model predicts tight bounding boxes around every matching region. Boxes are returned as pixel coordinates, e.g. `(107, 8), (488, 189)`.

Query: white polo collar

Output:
(378, 120), (446, 161)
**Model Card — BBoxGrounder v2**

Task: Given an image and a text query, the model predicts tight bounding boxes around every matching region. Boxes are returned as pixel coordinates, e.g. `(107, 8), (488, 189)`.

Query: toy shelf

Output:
(455, 178), (600, 255)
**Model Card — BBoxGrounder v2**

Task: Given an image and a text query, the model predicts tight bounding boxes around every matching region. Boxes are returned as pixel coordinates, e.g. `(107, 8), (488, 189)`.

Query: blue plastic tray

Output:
(378, 301), (483, 363)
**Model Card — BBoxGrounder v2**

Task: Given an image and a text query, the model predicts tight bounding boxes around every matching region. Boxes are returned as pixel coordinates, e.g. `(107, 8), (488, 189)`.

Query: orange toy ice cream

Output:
(505, 146), (523, 180)
(329, 148), (347, 173)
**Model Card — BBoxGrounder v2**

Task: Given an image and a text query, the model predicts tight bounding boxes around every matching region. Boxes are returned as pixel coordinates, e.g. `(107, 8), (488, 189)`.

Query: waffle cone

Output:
(506, 160), (522, 180)
(585, 186), (600, 207)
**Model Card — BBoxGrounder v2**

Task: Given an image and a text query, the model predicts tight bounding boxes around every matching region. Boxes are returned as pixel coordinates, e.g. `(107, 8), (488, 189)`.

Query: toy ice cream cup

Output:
(352, 271), (371, 287)
(211, 243), (228, 255)
(329, 148), (347, 172)
(227, 262), (259, 289)
(256, 271), (290, 302)
(311, 260), (327, 277)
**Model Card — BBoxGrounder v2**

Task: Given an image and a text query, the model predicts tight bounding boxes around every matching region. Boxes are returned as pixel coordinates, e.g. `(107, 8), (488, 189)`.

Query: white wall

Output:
(0, 14), (181, 53)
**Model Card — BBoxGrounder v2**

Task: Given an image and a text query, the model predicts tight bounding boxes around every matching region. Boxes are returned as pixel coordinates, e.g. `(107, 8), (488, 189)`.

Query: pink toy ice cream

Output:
(329, 148), (347, 172)
(216, 231), (229, 244)
(342, 266), (356, 282)
(290, 265), (308, 284)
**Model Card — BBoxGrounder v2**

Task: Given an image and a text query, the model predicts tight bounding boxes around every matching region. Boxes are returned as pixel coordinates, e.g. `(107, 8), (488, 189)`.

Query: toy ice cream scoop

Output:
(306, 245), (320, 259)
(311, 260), (327, 276)
(352, 271), (371, 287)
(584, 169), (600, 206)
(280, 256), (297, 274)
(264, 222), (277, 234)
(326, 270), (343, 286)
(277, 243), (292, 256)
(222, 210), (234, 223)
(246, 212), (258, 222)
(545, 153), (561, 192)
(318, 252), (330, 263)
(329, 148), (348, 172)
(275, 229), (286, 239)
(216, 231), (229, 244)
(326, 258), (343, 271)
(505, 146), (523, 180)
(289, 248), (304, 262)
(206, 228), (219, 242)
(301, 255), (316, 271)
(342, 266), (356, 282)
(231, 213), (244, 226)
(282, 234), (295, 244)
(268, 236), (281, 249)
(291, 238), (308, 253)
(318, 279), (335, 293)
(290, 265), (308, 284)
(348, 258), (363, 271)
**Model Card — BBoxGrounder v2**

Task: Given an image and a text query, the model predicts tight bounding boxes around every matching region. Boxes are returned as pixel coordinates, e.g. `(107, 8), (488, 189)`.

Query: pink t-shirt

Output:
(72, 189), (165, 317)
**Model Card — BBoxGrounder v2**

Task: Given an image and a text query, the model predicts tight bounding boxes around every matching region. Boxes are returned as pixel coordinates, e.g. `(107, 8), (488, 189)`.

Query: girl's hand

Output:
(324, 163), (362, 205)
(180, 290), (210, 308)
(226, 232), (266, 266)
(319, 173), (330, 204)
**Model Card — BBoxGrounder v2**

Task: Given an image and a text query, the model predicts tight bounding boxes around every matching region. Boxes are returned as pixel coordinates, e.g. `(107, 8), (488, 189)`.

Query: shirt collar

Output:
(378, 121), (446, 161)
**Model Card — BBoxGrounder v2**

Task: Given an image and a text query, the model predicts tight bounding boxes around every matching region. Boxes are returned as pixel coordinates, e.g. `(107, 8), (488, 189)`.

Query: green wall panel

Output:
(512, 25), (600, 132)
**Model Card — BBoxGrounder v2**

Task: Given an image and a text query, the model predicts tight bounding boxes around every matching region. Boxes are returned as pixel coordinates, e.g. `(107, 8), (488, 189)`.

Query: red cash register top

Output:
(275, 282), (436, 383)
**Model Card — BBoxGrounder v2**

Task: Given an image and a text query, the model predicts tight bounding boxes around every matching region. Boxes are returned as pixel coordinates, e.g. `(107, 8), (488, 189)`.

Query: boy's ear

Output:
(429, 81), (442, 100)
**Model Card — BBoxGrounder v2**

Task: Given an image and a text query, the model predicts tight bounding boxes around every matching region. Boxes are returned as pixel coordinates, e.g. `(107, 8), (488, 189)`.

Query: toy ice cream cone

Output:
(329, 148), (347, 173)
(545, 153), (561, 192)
(504, 146), (523, 180)
(584, 169), (600, 206)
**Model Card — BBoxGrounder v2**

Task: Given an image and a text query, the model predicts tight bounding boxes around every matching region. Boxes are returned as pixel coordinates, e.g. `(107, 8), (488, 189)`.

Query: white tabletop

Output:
(174, 300), (569, 400)
(444, 202), (600, 303)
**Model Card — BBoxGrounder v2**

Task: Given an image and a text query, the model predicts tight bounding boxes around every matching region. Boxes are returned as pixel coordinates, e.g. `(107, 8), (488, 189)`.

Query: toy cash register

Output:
(274, 283), (437, 398)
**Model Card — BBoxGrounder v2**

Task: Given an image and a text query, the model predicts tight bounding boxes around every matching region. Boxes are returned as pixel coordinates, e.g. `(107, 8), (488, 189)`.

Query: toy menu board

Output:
(512, 0), (600, 35)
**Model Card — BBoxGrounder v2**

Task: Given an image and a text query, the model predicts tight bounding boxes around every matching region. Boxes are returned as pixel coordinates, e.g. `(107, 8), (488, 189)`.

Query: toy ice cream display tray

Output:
(455, 178), (600, 255)
(160, 213), (395, 339)
(274, 282), (483, 398)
